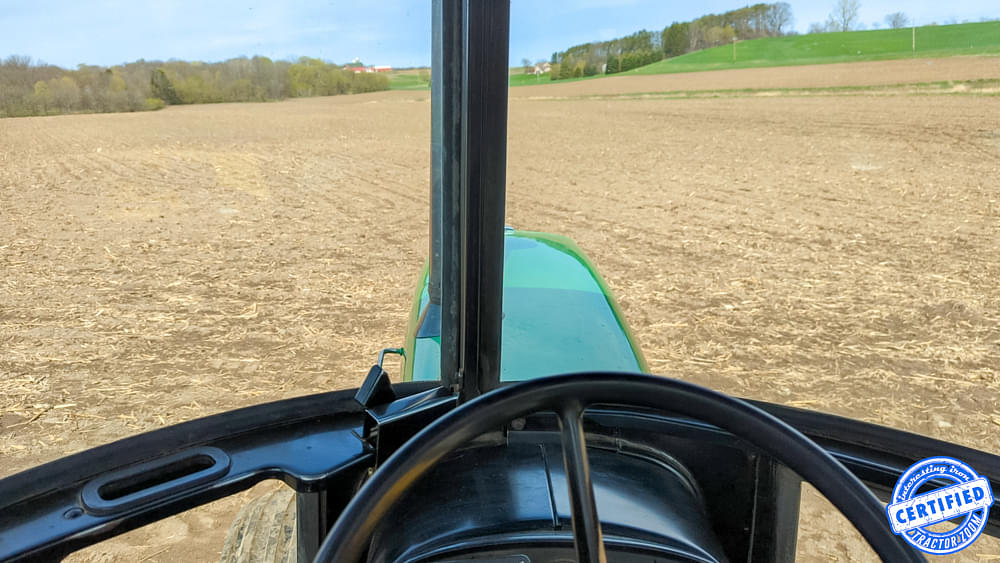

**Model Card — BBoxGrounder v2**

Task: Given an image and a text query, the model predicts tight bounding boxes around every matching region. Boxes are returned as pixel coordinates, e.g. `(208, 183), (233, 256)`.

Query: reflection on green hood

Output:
(403, 229), (647, 382)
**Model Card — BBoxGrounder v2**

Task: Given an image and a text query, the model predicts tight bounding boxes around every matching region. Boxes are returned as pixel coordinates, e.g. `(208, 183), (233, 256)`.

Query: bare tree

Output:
(807, 22), (827, 34)
(885, 12), (909, 29)
(766, 2), (794, 35)
(688, 20), (703, 51)
(822, 15), (843, 32)
(831, 0), (861, 31)
(521, 58), (533, 75)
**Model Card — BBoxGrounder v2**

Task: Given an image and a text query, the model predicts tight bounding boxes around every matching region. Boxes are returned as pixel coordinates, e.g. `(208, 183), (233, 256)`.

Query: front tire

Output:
(220, 488), (297, 563)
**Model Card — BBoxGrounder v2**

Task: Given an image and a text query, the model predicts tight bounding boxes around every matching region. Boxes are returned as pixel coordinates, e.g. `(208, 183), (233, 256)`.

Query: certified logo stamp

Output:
(887, 456), (994, 555)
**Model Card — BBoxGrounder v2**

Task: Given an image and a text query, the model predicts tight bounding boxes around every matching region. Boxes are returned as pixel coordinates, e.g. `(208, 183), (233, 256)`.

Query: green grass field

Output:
(633, 20), (1000, 75)
(388, 70), (431, 90)
(509, 73), (554, 86)
(390, 21), (1000, 90)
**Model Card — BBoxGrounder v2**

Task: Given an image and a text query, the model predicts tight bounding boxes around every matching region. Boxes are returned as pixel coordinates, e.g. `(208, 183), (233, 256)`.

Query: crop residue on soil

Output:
(2, 56), (1000, 562)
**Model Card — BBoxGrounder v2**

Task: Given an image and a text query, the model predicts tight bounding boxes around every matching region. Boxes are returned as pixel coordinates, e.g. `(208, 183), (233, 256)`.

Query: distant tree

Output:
(831, 0), (861, 31)
(288, 57), (327, 97)
(705, 25), (736, 46)
(350, 72), (389, 93)
(151, 69), (181, 104)
(2, 52), (379, 118)
(620, 52), (636, 72)
(32, 80), (52, 114)
(108, 73), (127, 93)
(51, 76), (81, 111)
(687, 20), (703, 51)
(521, 58), (533, 74)
(559, 60), (574, 80)
(605, 54), (619, 74)
(541, 3), (794, 82)
(809, 14), (846, 32)
(766, 3), (794, 35)
(661, 22), (690, 57)
(885, 12), (909, 28)
(618, 30), (656, 53)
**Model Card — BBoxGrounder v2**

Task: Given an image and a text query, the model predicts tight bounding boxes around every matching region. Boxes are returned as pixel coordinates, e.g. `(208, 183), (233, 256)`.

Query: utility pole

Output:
(733, 37), (737, 63)
(912, 25), (916, 53)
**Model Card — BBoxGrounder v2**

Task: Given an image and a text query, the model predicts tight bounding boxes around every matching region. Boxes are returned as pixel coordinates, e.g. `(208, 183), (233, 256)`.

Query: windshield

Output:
(2, 1), (999, 561)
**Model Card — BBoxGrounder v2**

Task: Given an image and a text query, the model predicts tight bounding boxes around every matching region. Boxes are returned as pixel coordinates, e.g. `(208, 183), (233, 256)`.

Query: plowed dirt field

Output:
(3, 56), (1000, 561)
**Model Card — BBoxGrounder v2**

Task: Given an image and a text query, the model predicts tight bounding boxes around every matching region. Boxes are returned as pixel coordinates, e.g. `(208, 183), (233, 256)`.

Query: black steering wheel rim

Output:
(315, 372), (923, 562)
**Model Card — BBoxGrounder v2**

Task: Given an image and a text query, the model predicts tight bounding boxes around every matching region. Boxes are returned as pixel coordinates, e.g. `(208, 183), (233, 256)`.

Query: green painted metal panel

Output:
(401, 229), (647, 382)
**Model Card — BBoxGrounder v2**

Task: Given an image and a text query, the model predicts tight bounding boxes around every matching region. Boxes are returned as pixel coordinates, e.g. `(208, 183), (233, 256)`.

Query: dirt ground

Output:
(514, 55), (1000, 96)
(2, 56), (1000, 561)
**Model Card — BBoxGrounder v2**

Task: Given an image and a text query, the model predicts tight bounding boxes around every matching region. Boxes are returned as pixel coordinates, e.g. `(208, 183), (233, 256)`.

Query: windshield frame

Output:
(430, 0), (511, 402)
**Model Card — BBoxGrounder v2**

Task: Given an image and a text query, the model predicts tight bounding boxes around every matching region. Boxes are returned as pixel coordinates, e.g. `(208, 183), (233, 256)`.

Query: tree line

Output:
(0, 55), (390, 118)
(808, 0), (910, 33)
(549, 2), (793, 79)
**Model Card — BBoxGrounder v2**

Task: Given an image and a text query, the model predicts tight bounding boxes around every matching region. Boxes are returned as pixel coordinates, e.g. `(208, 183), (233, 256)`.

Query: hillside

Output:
(633, 20), (1000, 75)
(395, 21), (1000, 90)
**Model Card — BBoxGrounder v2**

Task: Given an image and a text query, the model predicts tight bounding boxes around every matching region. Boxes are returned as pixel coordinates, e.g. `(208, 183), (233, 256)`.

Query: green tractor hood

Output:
(403, 228), (647, 381)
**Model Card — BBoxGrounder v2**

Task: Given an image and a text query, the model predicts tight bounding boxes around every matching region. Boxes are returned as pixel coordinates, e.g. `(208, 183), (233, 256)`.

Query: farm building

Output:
(533, 62), (552, 75)
(343, 62), (393, 74)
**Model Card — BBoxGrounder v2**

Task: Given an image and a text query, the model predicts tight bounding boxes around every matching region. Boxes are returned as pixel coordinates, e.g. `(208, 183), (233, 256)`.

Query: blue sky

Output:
(2, 1), (997, 69)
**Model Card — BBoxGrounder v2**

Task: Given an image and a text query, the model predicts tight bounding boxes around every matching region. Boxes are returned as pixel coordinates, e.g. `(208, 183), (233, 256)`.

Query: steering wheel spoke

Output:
(558, 403), (607, 563)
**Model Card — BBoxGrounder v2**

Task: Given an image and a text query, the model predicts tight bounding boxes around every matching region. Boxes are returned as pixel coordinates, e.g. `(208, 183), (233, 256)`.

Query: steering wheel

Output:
(315, 372), (923, 562)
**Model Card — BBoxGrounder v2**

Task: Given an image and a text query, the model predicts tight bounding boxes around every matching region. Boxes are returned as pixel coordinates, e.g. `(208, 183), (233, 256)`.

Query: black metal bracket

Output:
(355, 365), (397, 408)
(363, 389), (457, 466)
(355, 364), (457, 467)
